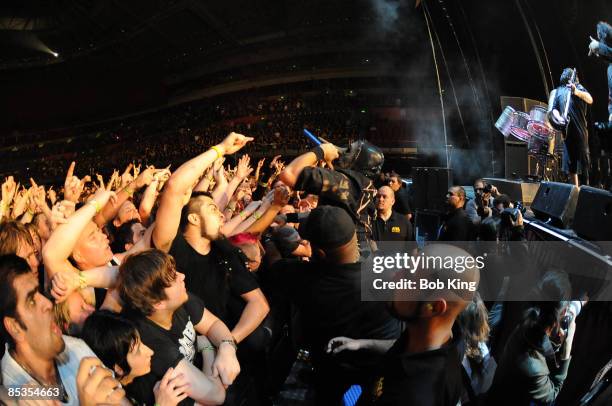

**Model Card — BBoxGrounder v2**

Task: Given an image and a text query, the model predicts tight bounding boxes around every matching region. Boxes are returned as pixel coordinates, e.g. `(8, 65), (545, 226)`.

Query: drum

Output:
(527, 106), (553, 141)
(510, 111), (531, 142)
(528, 131), (556, 155)
(495, 106), (516, 137)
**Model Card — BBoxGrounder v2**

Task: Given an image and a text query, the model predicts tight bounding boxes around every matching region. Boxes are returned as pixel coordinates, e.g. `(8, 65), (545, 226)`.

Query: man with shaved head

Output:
(438, 186), (475, 242)
(372, 186), (413, 245)
(329, 243), (480, 406)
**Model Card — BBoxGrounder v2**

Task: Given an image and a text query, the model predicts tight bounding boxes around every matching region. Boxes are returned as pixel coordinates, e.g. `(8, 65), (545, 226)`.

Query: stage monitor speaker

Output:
(531, 182), (579, 228)
(573, 186), (612, 241)
(504, 141), (529, 179)
(483, 178), (541, 206)
(413, 167), (452, 212)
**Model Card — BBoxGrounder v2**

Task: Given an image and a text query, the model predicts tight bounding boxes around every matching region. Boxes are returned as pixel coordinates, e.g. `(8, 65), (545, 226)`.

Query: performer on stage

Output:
(547, 68), (593, 187)
(589, 21), (612, 123)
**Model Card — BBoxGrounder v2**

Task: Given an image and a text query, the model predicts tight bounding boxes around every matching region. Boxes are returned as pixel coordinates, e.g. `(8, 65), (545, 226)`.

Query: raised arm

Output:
(245, 185), (289, 235)
(42, 188), (116, 278)
(572, 84), (593, 105)
(217, 155), (253, 211)
(152, 133), (253, 252)
(279, 144), (339, 188)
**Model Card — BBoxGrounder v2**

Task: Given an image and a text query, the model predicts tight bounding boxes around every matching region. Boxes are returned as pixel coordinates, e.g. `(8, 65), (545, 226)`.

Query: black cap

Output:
(299, 206), (355, 249)
(272, 226), (301, 257)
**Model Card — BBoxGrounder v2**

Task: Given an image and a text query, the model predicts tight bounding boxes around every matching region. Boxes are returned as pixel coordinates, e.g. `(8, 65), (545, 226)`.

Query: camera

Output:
(500, 202), (525, 228)
(559, 300), (583, 337)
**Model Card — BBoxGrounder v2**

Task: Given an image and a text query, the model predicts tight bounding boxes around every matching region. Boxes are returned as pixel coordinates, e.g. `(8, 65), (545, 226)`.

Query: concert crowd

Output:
(0, 19), (610, 406)
(0, 128), (609, 406)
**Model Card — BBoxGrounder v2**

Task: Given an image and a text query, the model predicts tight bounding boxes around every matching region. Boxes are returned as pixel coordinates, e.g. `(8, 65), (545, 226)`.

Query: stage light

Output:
(51, 51), (59, 58)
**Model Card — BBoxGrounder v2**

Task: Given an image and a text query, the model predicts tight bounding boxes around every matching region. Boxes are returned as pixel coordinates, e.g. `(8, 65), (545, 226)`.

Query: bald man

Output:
(363, 244), (480, 405)
(372, 186), (413, 245)
(328, 244), (480, 406)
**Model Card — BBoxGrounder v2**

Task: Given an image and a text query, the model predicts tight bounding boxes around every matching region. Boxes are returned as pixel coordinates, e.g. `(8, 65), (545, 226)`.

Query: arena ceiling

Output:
(0, 0), (384, 73)
(1, 0), (610, 131)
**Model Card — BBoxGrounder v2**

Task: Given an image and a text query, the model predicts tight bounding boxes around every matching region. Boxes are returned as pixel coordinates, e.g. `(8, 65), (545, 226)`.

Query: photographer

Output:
(488, 272), (582, 406)
(466, 179), (500, 225)
(498, 198), (526, 242)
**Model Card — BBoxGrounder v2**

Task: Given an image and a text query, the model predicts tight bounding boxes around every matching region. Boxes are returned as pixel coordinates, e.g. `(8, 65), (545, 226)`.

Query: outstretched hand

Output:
(217, 132), (254, 155)
(326, 337), (363, 354)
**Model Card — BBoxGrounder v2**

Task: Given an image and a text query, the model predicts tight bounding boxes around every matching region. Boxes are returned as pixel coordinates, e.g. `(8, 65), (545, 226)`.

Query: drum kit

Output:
(495, 105), (561, 180)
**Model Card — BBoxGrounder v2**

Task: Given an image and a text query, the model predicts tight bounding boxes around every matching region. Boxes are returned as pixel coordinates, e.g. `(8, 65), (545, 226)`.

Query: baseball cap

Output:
(271, 226), (302, 258)
(299, 206), (355, 249)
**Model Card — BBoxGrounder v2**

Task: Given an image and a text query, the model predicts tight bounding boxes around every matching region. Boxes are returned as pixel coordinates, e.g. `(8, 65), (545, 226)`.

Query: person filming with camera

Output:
(466, 179), (500, 225)
(488, 271), (585, 405)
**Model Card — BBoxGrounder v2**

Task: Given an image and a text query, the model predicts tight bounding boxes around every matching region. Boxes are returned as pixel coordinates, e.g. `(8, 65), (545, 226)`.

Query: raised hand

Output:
(134, 165), (156, 189)
(272, 184), (290, 207)
(120, 163), (134, 189)
(12, 186), (30, 218)
(49, 201), (71, 229)
(1, 176), (17, 206)
(107, 170), (120, 191)
(269, 155), (281, 169)
(217, 132), (254, 155)
(64, 162), (91, 203)
(235, 155), (253, 180)
(319, 143), (340, 169)
(48, 186), (57, 205)
(213, 158), (226, 182)
(90, 184), (118, 209)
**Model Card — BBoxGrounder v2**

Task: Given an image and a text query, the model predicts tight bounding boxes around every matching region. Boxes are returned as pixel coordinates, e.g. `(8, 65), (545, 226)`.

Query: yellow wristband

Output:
(253, 211), (262, 220)
(123, 186), (134, 197)
(78, 272), (88, 290)
(88, 199), (102, 214)
(211, 145), (223, 159)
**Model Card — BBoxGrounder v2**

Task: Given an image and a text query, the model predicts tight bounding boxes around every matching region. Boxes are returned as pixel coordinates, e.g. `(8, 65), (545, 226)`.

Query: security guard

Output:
(372, 186), (413, 245)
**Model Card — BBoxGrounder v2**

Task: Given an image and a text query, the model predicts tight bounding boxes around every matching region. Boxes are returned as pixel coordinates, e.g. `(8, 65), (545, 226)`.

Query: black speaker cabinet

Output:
(483, 178), (541, 206)
(531, 182), (579, 228)
(413, 167), (452, 212)
(573, 186), (612, 241)
(505, 141), (529, 179)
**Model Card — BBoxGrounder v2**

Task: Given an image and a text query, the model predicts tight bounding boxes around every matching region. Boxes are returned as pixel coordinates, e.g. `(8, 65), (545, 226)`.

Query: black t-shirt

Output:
(169, 234), (259, 326)
(359, 327), (465, 406)
(438, 208), (475, 242)
(124, 293), (205, 406)
(372, 210), (413, 243)
(272, 261), (400, 364)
